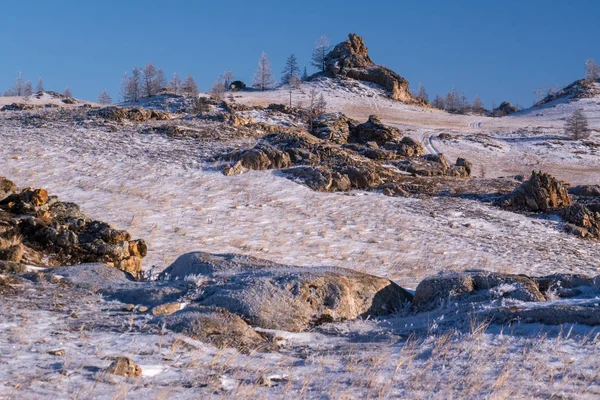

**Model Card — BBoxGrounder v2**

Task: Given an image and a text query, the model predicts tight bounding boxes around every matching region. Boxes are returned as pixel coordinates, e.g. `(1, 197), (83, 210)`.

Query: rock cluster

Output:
(88, 106), (172, 122)
(224, 115), (468, 193)
(324, 34), (421, 104)
(500, 171), (572, 211)
(0, 178), (146, 279)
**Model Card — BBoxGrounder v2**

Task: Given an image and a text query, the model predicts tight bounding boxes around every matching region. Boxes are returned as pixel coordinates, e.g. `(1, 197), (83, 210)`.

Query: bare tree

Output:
(282, 54), (300, 84)
(12, 72), (24, 96)
(169, 73), (182, 94)
(472, 96), (484, 114)
(36, 77), (44, 93)
(307, 88), (327, 131)
(565, 109), (591, 140)
(63, 87), (72, 97)
(182, 75), (199, 96)
(221, 71), (234, 90)
(23, 81), (33, 98)
(121, 67), (143, 102)
(287, 75), (301, 108)
(209, 77), (227, 102)
(432, 95), (445, 110)
(444, 87), (460, 112)
(142, 62), (158, 97)
(311, 35), (330, 73)
(156, 68), (167, 93)
(414, 83), (429, 103)
(253, 52), (276, 91)
(98, 89), (112, 104)
(585, 59), (600, 82)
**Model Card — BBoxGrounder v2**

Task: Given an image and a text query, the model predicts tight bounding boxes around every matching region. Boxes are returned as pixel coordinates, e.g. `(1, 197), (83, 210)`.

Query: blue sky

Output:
(2, 0), (599, 108)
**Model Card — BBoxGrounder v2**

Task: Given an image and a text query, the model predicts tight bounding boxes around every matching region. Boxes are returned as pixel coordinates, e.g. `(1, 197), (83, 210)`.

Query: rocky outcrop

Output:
(0, 180), (146, 279)
(159, 252), (412, 332)
(500, 171), (572, 211)
(324, 34), (421, 104)
(1, 103), (42, 112)
(560, 204), (600, 238)
(492, 101), (518, 117)
(569, 185), (600, 198)
(88, 106), (172, 122)
(313, 113), (355, 144)
(394, 154), (471, 177)
(349, 115), (401, 145)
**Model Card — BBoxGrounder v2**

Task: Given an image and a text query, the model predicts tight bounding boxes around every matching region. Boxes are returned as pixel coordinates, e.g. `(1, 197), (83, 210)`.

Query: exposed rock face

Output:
(159, 252), (413, 332)
(394, 154), (471, 177)
(324, 34), (420, 104)
(159, 305), (269, 352)
(492, 101), (518, 117)
(560, 204), (600, 238)
(500, 171), (572, 211)
(88, 106), (172, 122)
(0, 181), (147, 279)
(106, 357), (142, 377)
(237, 144), (292, 170)
(350, 115), (401, 145)
(313, 113), (355, 144)
(413, 271), (547, 312)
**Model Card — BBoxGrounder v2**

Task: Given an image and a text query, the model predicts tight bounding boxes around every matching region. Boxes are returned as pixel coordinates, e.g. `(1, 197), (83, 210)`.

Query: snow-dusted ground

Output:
(1, 82), (600, 398)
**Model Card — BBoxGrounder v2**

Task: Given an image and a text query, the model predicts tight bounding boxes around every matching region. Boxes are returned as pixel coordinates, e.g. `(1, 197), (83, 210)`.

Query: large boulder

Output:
(492, 101), (518, 117)
(237, 144), (292, 170)
(159, 252), (413, 332)
(324, 34), (419, 104)
(349, 115), (402, 145)
(283, 166), (352, 192)
(413, 270), (546, 311)
(313, 113), (355, 144)
(569, 185), (600, 198)
(393, 154), (471, 177)
(500, 171), (572, 211)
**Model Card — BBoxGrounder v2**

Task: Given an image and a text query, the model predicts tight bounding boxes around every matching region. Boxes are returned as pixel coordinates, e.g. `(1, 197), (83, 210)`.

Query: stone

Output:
(324, 34), (420, 104)
(159, 252), (413, 332)
(222, 161), (245, 176)
(349, 115), (401, 145)
(500, 171), (572, 211)
(158, 305), (268, 352)
(106, 357), (142, 377)
(238, 144), (292, 170)
(283, 166), (351, 192)
(569, 185), (600, 197)
(560, 204), (600, 238)
(151, 302), (184, 317)
(413, 270), (546, 311)
(138, 306), (148, 313)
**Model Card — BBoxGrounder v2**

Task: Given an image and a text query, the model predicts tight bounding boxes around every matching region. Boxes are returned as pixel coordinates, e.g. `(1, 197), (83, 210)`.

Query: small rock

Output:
(138, 306), (148, 313)
(122, 304), (135, 312)
(106, 357), (142, 377)
(48, 349), (65, 356)
(151, 302), (184, 317)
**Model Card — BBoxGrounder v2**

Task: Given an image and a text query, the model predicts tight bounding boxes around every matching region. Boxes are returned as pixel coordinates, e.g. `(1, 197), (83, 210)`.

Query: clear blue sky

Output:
(2, 0), (599, 108)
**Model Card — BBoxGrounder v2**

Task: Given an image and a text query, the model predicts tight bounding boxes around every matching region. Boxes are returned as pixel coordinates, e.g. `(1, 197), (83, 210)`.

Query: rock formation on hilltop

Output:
(323, 33), (423, 104)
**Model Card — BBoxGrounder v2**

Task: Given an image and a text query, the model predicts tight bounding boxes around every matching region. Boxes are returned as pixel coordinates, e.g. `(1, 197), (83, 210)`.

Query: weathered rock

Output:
(88, 106), (172, 123)
(284, 166), (351, 192)
(383, 137), (425, 157)
(222, 161), (245, 176)
(349, 115), (401, 145)
(238, 144), (292, 170)
(456, 158), (473, 176)
(1, 103), (41, 112)
(569, 185), (600, 197)
(500, 171), (571, 211)
(560, 204), (600, 238)
(159, 252), (413, 332)
(151, 302), (185, 317)
(313, 113), (355, 144)
(413, 270), (546, 311)
(106, 357), (142, 377)
(492, 101), (518, 117)
(394, 154), (471, 177)
(324, 34), (420, 104)
(491, 304), (600, 326)
(0, 181), (147, 279)
(159, 305), (268, 352)
(0, 179), (17, 202)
